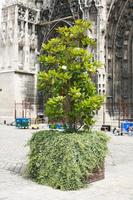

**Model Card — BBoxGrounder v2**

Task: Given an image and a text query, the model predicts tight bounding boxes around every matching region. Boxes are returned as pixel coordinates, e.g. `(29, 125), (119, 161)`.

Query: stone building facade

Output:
(0, 0), (132, 127)
(0, 0), (39, 123)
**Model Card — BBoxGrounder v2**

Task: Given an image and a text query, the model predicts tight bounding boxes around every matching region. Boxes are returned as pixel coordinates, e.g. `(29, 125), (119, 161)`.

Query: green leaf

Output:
(38, 19), (104, 132)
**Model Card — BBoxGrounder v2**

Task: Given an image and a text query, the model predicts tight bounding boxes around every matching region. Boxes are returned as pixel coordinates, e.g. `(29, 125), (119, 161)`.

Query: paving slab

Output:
(0, 125), (133, 200)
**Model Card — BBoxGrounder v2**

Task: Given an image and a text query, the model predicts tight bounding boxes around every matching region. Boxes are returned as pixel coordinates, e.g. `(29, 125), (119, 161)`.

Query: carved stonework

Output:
(49, 0), (72, 20)
(28, 9), (38, 23)
(40, 7), (50, 22)
(8, 21), (14, 44)
(70, 0), (81, 19)
(89, 0), (98, 21)
(30, 33), (38, 49)
(2, 9), (8, 21)
(18, 30), (25, 47)
(18, 6), (26, 20)
(106, 0), (133, 117)
(0, 31), (6, 46)
(0, 23), (7, 46)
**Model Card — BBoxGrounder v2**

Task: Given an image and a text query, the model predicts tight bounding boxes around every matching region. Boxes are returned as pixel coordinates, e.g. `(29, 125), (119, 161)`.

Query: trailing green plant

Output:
(38, 19), (104, 132)
(27, 130), (109, 190)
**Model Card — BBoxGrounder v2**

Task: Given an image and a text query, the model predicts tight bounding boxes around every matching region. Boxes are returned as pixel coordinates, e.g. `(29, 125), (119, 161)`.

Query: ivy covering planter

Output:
(27, 130), (109, 190)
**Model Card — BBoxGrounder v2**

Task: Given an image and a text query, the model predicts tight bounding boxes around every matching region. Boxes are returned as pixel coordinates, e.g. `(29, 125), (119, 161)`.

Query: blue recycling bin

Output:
(56, 123), (63, 129)
(16, 118), (31, 129)
(121, 121), (133, 133)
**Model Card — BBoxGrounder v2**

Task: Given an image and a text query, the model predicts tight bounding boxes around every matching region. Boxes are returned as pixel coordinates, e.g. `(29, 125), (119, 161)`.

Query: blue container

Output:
(121, 121), (133, 133)
(56, 124), (63, 129)
(16, 118), (31, 129)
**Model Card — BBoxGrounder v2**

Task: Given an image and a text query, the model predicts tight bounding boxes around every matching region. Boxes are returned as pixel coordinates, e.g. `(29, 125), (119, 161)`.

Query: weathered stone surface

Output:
(0, 126), (133, 199)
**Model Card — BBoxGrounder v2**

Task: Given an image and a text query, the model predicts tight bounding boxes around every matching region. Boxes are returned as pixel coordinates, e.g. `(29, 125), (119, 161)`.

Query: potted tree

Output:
(27, 20), (109, 190)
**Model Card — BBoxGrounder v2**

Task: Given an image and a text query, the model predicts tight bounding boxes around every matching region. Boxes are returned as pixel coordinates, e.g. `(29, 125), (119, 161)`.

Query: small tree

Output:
(38, 19), (103, 132)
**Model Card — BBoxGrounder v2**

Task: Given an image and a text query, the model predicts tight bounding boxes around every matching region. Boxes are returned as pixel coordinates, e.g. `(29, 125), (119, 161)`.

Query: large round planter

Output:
(87, 164), (105, 183)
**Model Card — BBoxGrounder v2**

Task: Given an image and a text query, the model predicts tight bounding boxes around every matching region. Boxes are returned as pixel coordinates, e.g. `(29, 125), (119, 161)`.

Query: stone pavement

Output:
(0, 125), (133, 200)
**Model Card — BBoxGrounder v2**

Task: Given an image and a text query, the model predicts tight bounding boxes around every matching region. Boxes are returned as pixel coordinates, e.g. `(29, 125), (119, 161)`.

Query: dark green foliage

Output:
(38, 20), (104, 132)
(27, 131), (109, 190)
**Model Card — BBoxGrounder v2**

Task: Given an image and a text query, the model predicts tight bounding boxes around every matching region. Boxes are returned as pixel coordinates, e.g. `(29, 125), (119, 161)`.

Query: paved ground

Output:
(0, 125), (133, 200)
